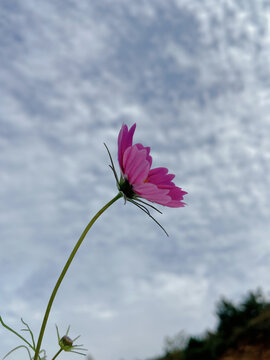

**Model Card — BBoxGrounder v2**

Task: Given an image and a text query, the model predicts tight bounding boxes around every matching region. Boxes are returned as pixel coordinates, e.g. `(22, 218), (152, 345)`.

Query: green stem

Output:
(34, 193), (123, 360)
(51, 348), (63, 360)
(0, 317), (34, 351)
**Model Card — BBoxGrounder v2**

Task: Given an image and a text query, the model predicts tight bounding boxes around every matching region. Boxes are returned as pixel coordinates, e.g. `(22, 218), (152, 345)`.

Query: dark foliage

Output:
(150, 289), (269, 360)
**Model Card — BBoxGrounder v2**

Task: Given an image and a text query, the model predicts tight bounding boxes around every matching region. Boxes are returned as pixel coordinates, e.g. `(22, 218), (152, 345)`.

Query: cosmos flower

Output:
(1, 123), (188, 360)
(117, 123), (187, 208)
(105, 123), (187, 235)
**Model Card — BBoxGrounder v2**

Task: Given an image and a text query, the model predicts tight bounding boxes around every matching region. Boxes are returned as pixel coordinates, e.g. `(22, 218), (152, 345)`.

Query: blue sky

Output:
(1, 0), (270, 359)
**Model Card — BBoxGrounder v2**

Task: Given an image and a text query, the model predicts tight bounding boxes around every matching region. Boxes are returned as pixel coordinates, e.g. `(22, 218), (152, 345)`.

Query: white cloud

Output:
(1, 1), (270, 360)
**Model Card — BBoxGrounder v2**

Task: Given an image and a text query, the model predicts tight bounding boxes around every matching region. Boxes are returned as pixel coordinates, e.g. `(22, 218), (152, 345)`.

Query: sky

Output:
(1, 0), (270, 359)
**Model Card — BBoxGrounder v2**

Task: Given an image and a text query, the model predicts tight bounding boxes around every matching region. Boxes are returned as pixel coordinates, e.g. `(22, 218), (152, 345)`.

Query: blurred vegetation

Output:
(151, 289), (270, 360)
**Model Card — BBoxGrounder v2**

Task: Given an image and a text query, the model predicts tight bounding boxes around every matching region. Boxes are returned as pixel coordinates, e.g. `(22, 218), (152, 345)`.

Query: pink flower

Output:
(117, 123), (187, 207)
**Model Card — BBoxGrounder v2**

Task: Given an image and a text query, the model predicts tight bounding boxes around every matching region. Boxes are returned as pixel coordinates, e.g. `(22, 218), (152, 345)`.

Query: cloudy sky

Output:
(1, 0), (270, 359)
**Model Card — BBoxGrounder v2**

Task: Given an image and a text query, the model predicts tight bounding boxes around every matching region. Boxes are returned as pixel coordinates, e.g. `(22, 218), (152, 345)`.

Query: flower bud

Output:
(59, 335), (73, 351)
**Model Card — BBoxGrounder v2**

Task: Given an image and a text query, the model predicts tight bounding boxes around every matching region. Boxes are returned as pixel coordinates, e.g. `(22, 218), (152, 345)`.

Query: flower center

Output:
(119, 177), (136, 199)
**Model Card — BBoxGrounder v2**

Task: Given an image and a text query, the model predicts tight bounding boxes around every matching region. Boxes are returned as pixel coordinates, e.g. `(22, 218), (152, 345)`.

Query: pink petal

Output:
(133, 183), (171, 203)
(148, 167), (168, 176)
(118, 123), (136, 172)
(135, 144), (152, 168)
(123, 145), (151, 184)
(165, 200), (186, 208)
(169, 186), (188, 201)
(148, 167), (175, 186)
(158, 185), (188, 207)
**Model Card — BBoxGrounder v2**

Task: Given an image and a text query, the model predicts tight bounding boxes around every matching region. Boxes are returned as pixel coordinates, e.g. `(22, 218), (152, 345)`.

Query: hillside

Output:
(220, 345), (270, 360)
(151, 290), (270, 360)
(220, 305), (270, 360)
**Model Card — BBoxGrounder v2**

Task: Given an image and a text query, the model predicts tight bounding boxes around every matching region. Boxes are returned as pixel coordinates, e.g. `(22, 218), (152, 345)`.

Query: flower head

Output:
(117, 123), (187, 208)
(105, 123), (187, 235)
(56, 325), (87, 356)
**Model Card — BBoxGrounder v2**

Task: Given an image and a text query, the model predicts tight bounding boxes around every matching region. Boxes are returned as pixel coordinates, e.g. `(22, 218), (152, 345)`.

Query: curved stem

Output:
(0, 317), (34, 351)
(51, 348), (62, 360)
(34, 193), (123, 360)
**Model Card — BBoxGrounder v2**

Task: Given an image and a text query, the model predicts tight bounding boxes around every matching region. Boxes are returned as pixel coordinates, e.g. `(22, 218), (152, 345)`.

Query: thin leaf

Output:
(2, 345), (32, 360)
(128, 199), (151, 215)
(70, 350), (87, 356)
(72, 335), (81, 342)
(39, 349), (47, 360)
(0, 316), (34, 350)
(55, 324), (60, 342)
(21, 318), (36, 349)
(65, 325), (71, 336)
(128, 199), (169, 236)
(135, 198), (163, 214)
(72, 346), (88, 350)
(104, 143), (119, 184)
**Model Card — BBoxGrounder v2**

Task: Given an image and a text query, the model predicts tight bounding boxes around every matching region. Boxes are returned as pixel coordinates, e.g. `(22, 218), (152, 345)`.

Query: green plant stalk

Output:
(51, 348), (62, 360)
(0, 317), (34, 351)
(34, 192), (123, 360)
